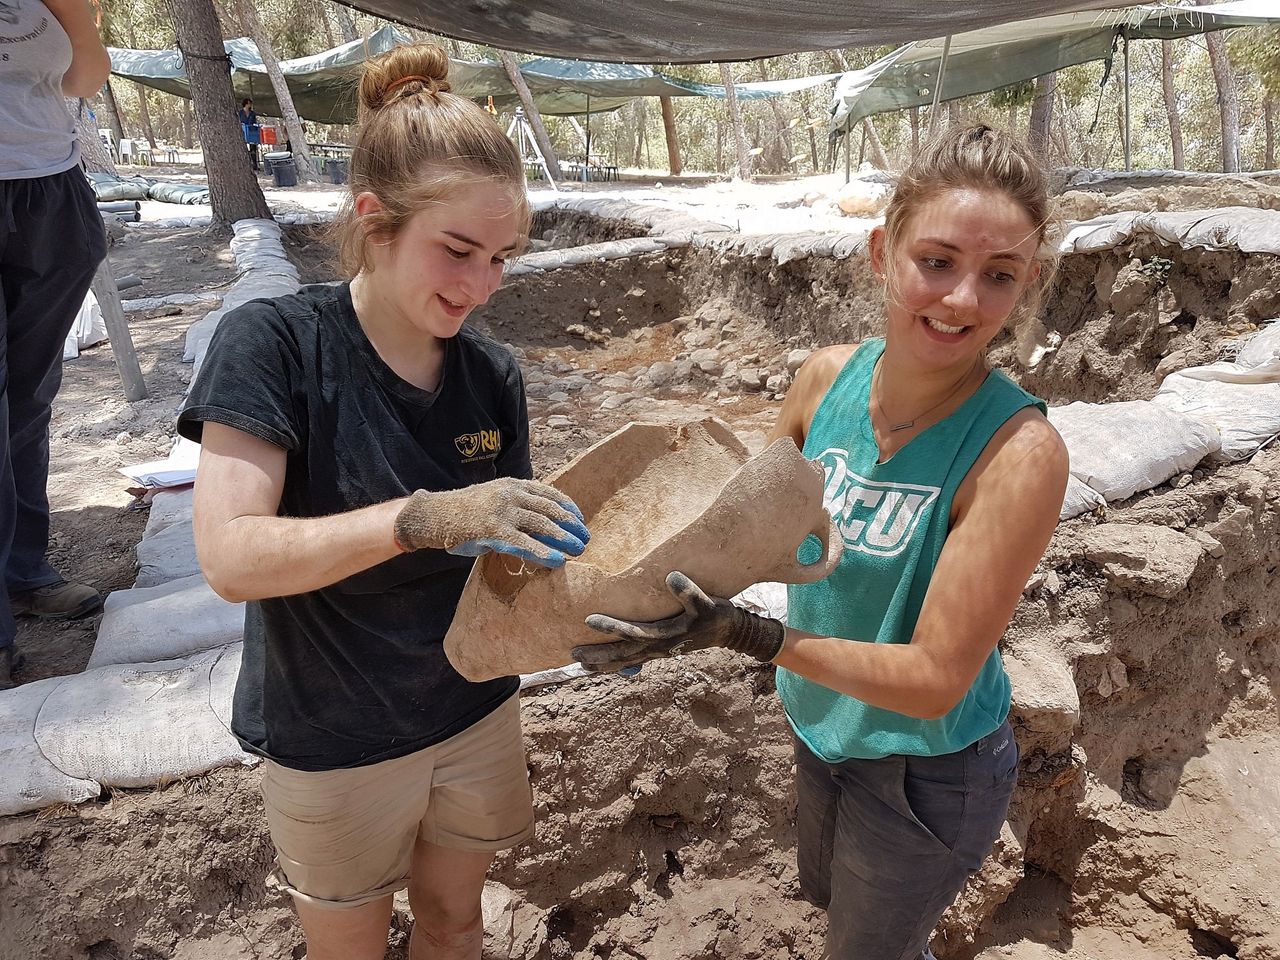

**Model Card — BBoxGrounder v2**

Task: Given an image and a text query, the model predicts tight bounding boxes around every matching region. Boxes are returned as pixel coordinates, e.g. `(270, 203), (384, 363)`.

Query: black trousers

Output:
(0, 168), (107, 647)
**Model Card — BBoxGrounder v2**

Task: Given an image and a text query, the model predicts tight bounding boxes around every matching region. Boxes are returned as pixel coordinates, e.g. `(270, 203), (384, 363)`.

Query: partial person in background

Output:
(239, 97), (260, 171)
(0, 0), (111, 689)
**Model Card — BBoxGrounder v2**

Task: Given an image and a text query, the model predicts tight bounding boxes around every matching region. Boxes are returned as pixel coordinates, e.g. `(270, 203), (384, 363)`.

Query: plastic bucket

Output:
(270, 158), (298, 188)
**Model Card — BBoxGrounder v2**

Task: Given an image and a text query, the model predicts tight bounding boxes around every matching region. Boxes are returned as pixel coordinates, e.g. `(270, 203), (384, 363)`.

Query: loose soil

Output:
(2, 181), (1277, 960)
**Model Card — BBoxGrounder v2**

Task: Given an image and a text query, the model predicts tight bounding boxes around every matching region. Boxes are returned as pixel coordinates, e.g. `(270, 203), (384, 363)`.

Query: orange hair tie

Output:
(385, 74), (436, 97)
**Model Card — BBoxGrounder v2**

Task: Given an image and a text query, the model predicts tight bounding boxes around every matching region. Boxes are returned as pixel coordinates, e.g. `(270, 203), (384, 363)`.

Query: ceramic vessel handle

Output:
(767, 512), (844, 584)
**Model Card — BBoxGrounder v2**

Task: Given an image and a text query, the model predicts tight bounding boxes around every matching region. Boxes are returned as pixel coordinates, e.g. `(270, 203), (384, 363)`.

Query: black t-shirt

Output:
(177, 282), (527, 771)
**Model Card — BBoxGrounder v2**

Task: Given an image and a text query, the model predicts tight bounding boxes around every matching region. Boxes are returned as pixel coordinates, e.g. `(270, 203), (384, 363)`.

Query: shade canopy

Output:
(333, 0), (1135, 63)
(109, 25), (838, 124)
(830, 1), (1280, 134)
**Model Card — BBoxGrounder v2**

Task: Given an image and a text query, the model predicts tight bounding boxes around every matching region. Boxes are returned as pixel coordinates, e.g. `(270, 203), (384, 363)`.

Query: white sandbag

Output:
(1237, 320), (1280, 369)
(0, 677), (99, 816)
(144, 487), (195, 539)
(732, 581), (789, 621)
(34, 645), (252, 789)
(1060, 474), (1107, 520)
(1048, 400), (1222, 502)
(63, 289), (110, 361)
(1153, 360), (1280, 462)
(135, 517), (201, 587)
(90, 574), (244, 669)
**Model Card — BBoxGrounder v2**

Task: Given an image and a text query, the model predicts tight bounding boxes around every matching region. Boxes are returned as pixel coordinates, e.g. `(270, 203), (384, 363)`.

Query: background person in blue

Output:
(181, 44), (588, 960)
(574, 125), (1069, 959)
(0, 0), (111, 689)
(238, 97), (260, 171)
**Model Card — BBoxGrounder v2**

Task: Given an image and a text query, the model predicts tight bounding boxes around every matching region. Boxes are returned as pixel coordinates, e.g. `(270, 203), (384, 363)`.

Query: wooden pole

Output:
(89, 259), (148, 402)
(659, 94), (682, 175)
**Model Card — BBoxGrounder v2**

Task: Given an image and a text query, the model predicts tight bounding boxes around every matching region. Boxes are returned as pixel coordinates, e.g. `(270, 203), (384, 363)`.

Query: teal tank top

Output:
(776, 339), (1046, 762)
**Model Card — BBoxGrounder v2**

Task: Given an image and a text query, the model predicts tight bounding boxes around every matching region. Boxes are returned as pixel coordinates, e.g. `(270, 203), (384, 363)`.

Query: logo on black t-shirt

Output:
(455, 429), (501, 463)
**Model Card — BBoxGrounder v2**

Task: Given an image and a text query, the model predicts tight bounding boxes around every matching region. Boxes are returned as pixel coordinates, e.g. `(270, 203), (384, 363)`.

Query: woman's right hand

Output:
(393, 478), (589, 568)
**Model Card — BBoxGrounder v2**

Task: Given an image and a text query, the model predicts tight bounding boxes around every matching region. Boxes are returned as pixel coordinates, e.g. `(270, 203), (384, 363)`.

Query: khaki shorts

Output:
(260, 694), (533, 909)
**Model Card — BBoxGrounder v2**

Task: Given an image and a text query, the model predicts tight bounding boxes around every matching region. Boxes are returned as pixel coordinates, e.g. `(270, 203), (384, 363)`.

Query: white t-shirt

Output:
(0, 0), (79, 180)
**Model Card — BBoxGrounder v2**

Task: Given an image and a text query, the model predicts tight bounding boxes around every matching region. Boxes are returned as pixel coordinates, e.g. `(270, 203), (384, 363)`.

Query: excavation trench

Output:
(1, 209), (1277, 960)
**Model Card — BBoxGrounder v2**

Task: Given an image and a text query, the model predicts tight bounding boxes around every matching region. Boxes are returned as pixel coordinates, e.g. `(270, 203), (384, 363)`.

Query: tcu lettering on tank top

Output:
(778, 338), (1046, 762)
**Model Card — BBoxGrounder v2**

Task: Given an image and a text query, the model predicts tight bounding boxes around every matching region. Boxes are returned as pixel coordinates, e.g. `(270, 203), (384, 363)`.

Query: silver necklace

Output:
(873, 356), (983, 432)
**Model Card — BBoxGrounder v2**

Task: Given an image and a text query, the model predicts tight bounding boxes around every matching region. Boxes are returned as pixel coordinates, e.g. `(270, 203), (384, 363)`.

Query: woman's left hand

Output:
(573, 571), (784, 673)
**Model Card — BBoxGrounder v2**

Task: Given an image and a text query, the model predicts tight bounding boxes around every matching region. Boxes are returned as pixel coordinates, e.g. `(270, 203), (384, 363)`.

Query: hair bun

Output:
(359, 43), (453, 114)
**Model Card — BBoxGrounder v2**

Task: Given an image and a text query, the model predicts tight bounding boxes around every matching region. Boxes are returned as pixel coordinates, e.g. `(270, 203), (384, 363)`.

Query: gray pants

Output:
(794, 720), (1018, 960)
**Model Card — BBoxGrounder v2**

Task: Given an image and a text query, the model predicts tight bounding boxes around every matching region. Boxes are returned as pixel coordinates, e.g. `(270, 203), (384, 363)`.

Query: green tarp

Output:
(331, 0), (1132, 63)
(830, 1), (1280, 135)
(109, 25), (839, 125)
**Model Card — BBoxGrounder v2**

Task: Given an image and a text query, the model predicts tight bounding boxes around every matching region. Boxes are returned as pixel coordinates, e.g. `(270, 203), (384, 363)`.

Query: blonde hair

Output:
(880, 124), (1058, 326)
(328, 43), (530, 277)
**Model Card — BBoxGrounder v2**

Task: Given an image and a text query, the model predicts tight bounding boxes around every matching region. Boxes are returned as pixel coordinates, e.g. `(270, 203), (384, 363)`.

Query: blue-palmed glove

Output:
(572, 571), (785, 673)
(393, 478), (589, 568)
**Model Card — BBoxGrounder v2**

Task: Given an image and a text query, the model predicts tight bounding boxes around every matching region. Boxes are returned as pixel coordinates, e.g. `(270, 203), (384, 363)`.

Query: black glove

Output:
(572, 571), (785, 673)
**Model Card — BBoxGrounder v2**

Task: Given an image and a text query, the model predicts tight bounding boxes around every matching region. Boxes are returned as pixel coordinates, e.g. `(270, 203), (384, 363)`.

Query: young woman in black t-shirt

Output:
(180, 44), (587, 960)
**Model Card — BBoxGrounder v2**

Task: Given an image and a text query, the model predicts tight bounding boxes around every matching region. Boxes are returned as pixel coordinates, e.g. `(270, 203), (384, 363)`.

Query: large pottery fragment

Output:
(445, 418), (842, 680)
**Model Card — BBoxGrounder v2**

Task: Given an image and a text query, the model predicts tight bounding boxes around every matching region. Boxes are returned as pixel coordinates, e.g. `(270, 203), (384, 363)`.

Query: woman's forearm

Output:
(773, 630), (962, 721)
(197, 499), (407, 603)
(45, 0), (111, 97)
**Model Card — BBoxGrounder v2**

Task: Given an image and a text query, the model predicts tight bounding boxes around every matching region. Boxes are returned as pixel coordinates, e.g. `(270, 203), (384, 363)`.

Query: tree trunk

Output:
(719, 62), (752, 181)
(633, 99), (647, 167)
(755, 61), (794, 172)
(1160, 40), (1184, 170)
(124, 24), (157, 149)
(498, 50), (562, 180)
(715, 118), (724, 173)
(67, 97), (119, 175)
(910, 105), (920, 156)
(947, 99), (961, 126)
(182, 98), (194, 150)
(659, 95), (682, 176)
(317, 4), (336, 48)
(334, 4), (359, 42)
(1007, 99), (1017, 134)
(862, 119), (888, 169)
(1028, 72), (1056, 158)
(1196, 0), (1240, 173)
(101, 80), (126, 146)
(167, 0), (270, 228)
(1266, 96), (1276, 170)
(233, 0), (316, 182)
(807, 122), (819, 171)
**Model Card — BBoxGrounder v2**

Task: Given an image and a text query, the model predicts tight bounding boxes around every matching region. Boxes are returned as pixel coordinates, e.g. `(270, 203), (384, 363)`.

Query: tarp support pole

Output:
(585, 94), (591, 183)
(1123, 27), (1132, 172)
(845, 127), (852, 184)
(928, 34), (953, 138)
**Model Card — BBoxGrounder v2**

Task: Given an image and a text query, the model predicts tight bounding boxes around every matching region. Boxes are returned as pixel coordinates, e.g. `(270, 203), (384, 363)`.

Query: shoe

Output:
(10, 580), (102, 620)
(0, 646), (24, 690)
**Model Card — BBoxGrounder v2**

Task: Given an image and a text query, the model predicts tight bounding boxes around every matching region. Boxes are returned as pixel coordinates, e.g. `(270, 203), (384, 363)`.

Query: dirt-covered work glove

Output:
(572, 571), (785, 673)
(393, 478), (589, 569)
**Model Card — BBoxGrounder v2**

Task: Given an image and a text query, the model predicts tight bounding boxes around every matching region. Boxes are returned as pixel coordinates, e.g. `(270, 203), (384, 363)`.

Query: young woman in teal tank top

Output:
(575, 125), (1070, 959)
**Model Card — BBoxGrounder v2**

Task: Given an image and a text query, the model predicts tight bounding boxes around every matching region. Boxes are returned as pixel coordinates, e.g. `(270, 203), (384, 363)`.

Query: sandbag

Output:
(1048, 400), (1222, 502)
(63, 288), (109, 361)
(87, 172), (150, 201)
(34, 645), (252, 790)
(1237, 320), (1280, 369)
(1059, 474), (1107, 520)
(444, 419), (842, 681)
(146, 181), (211, 205)
(135, 517), (201, 587)
(144, 487), (195, 539)
(1153, 359), (1280, 462)
(90, 574), (244, 669)
(0, 677), (99, 816)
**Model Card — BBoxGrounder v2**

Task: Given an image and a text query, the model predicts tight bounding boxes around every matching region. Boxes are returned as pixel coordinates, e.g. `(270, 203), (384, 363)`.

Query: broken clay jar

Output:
(444, 418), (843, 681)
